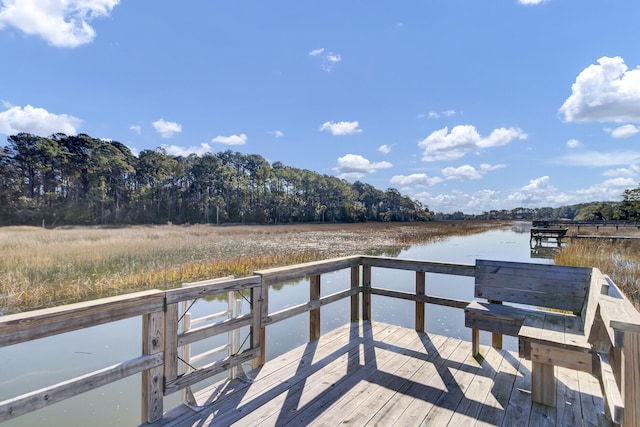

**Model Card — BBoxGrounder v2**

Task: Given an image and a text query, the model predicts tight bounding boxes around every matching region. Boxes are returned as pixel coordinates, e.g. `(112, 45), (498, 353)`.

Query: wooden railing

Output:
(1, 255), (639, 425)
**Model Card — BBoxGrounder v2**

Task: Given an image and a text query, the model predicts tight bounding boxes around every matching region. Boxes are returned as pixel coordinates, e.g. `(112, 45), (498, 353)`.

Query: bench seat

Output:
(465, 300), (549, 337)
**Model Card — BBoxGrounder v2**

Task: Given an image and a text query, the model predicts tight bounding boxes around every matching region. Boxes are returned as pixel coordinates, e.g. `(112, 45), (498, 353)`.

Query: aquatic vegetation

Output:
(0, 221), (508, 314)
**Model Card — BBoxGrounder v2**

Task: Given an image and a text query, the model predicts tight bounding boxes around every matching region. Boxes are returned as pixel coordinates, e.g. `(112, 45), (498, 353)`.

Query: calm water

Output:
(0, 223), (551, 426)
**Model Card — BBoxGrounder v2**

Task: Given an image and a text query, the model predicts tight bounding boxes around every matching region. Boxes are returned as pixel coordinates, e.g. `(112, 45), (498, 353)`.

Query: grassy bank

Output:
(554, 239), (640, 309)
(0, 221), (504, 314)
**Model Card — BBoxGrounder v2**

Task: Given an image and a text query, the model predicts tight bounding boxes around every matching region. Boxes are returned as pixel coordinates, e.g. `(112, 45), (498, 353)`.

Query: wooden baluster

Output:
(310, 274), (321, 341)
(251, 284), (265, 368)
(415, 271), (425, 333)
(351, 266), (360, 322)
(363, 265), (372, 321)
(623, 331), (640, 426)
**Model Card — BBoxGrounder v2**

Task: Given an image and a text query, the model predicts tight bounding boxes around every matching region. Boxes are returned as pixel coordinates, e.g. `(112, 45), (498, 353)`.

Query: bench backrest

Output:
(475, 259), (593, 314)
(582, 268), (604, 335)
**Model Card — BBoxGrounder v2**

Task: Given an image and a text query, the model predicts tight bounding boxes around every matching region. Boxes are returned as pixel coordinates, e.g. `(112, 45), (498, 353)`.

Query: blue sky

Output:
(1, 0), (639, 214)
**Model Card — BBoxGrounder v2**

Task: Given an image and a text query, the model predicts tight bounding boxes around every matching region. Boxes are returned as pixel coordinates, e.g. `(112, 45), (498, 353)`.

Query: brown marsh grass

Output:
(554, 239), (640, 309)
(0, 221), (506, 314)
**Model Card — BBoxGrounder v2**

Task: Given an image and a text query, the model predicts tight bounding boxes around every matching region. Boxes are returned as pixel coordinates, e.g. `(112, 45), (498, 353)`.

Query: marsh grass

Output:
(0, 221), (508, 314)
(554, 239), (640, 309)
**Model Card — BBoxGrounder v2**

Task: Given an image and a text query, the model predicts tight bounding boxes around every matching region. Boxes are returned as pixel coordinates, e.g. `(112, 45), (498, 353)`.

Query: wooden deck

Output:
(154, 321), (612, 427)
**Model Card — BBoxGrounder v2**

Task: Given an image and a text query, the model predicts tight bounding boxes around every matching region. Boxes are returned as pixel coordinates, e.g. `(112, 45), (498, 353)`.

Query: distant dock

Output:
(530, 226), (568, 245)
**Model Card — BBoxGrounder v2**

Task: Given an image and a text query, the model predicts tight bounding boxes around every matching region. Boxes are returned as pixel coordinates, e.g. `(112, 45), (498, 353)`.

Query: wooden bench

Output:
(465, 259), (593, 356)
(464, 260), (620, 415)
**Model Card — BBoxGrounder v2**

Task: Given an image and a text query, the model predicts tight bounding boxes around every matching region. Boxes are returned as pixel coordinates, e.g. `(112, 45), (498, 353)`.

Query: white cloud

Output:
(309, 47), (342, 72)
(441, 163), (506, 181)
(562, 150), (640, 167)
(573, 177), (637, 200)
(442, 165), (483, 181)
(559, 56), (640, 123)
(408, 173), (636, 214)
(418, 110), (456, 119)
(269, 130), (284, 138)
(319, 121), (362, 136)
(518, 0), (545, 4)
(418, 125), (527, 161)
(378, 144), (392, 154)
(0, 0), (119, 47)
(335, 154), (391, 179)
(566, 139), (582, 148)
(162, 143), (212, 157)
(605, 124), (639, 139)
(0, 104), (81, 136)
(152, 119), (182, 139)
(129, 124), (141, 135)
(212, 133), (247, 145)
(603, 166), (639, 178)
(506, 176), (568, 206)
(390, 173), (442, 187)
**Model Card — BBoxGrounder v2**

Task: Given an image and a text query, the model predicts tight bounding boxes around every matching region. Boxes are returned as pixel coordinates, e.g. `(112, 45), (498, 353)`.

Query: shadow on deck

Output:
(155, 321), (610, 426)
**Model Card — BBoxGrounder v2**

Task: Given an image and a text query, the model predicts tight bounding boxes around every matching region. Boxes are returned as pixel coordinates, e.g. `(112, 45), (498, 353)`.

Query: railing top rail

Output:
(361, 256), (475, 276)
(165, 275), (261, 305)
(598, 273), (640, 337)
(255, 255), (362, 286)
(0, 289), (164, 348)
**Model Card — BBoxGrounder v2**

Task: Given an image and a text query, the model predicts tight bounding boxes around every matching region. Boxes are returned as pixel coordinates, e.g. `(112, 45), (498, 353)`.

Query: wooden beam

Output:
(0, 290), (164, 347)
(255, 256), (361, 286)
(361, 256), (475, 276)
(0, 353), (162, 423)
(165, 276), (260, 305)
(597, 353), (624, 425)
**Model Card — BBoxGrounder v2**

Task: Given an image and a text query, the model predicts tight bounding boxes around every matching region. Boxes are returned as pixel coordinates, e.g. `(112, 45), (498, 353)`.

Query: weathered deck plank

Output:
(153, 321), (613, 427)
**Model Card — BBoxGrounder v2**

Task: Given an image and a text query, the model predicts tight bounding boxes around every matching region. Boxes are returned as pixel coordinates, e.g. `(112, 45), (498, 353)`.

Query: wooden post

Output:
(251, 284), (265, 368)
(142, 311), (164, 424)
(415, 271), (425, 333)
(623, 331), (640, 426)
(163, 303), (179, 388)
(350, 266), (359, 322)
(488, 300), (503, 350)
(531, 361), (555, 407)
(471, 328), (480, 357)
(310, 274), (321, 341)
(363, 265), (372, 321)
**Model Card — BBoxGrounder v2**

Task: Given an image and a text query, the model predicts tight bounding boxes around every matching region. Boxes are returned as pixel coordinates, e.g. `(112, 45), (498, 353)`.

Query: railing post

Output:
(142, 310), (164, 424)
(415, 271), (425, 332)
(310, 274), (321, 341)
(163, 303), (179, 395)
(623, 330), (640, 426)
(350, 266), (360, 322)
(252, 281), (267, 368)
(363, 265), (372, 321)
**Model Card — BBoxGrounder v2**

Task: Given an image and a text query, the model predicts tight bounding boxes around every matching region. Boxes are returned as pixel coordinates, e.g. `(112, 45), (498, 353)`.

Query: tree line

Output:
(436, 193), (640, 222)
(0, 133), (434, 226)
